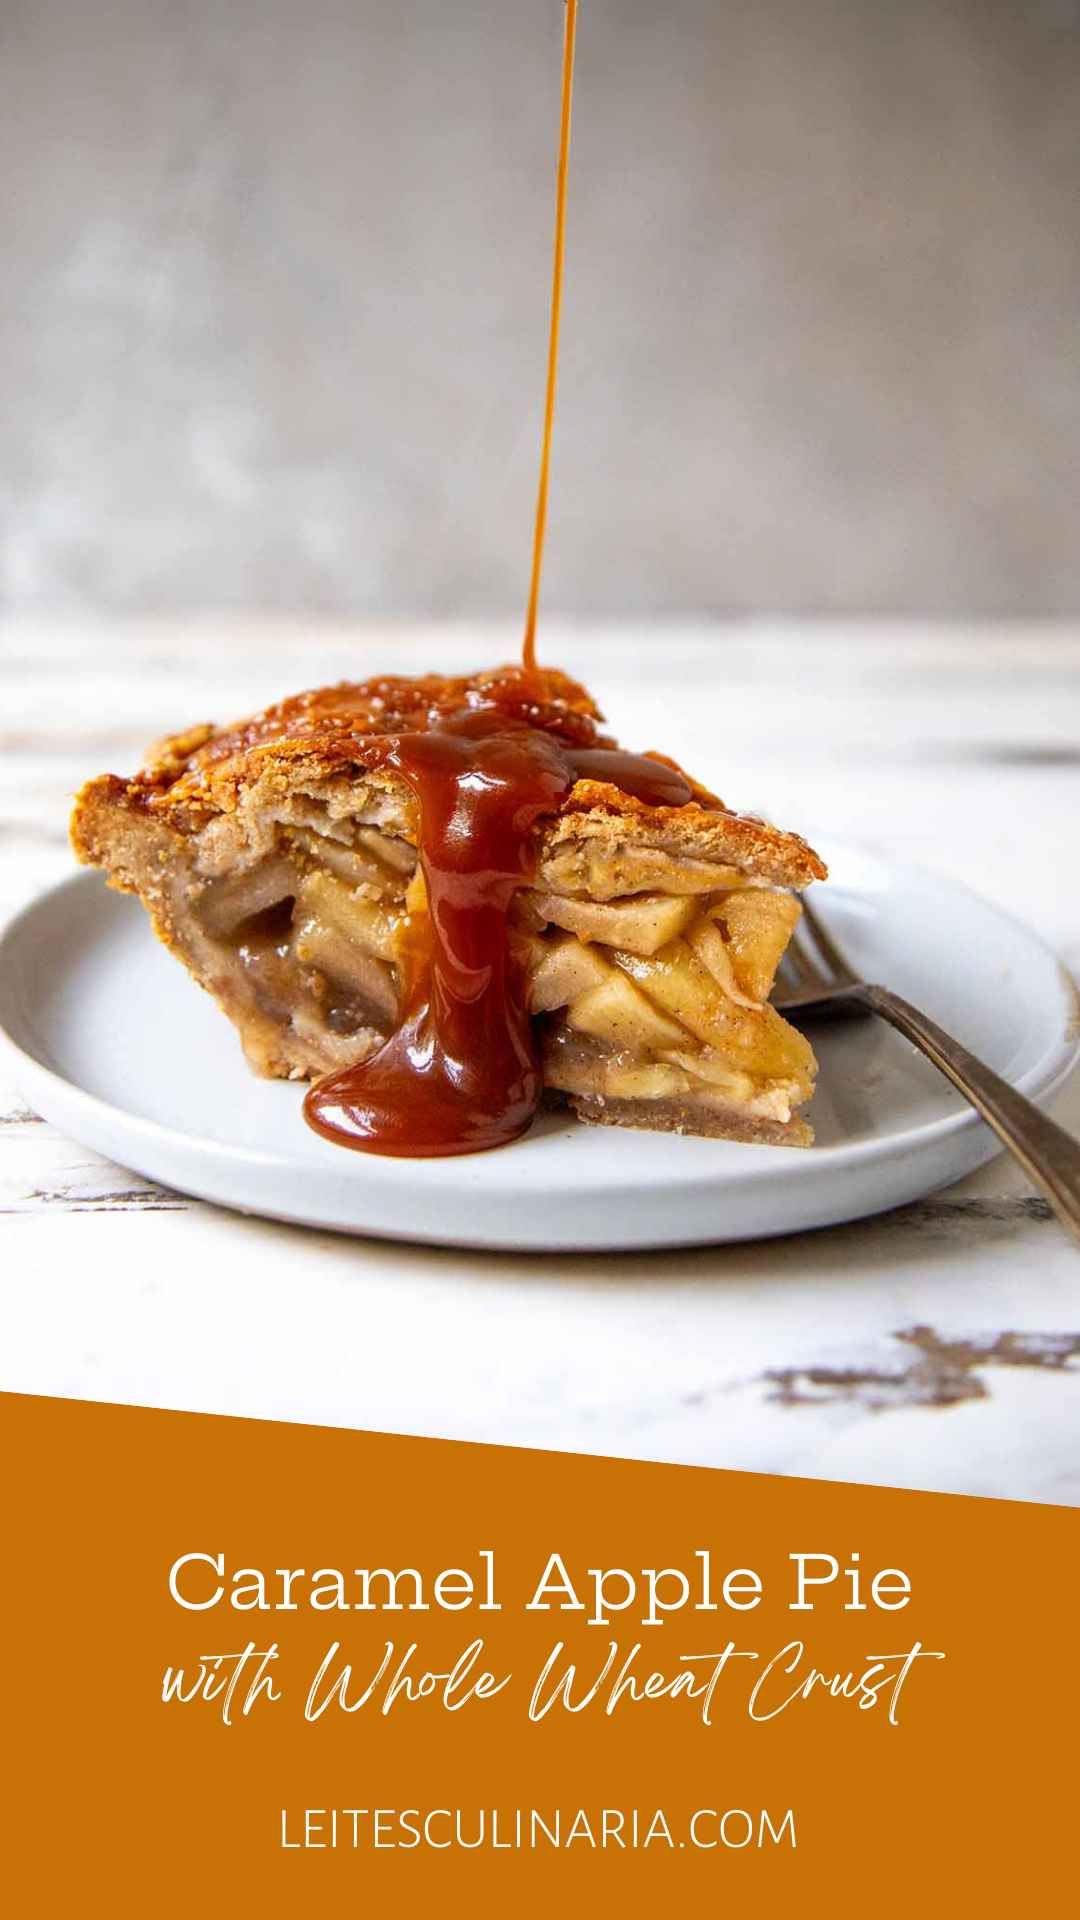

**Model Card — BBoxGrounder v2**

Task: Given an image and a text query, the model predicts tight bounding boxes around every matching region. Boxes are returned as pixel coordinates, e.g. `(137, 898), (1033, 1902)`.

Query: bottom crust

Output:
(566, 1092), (814, 1148)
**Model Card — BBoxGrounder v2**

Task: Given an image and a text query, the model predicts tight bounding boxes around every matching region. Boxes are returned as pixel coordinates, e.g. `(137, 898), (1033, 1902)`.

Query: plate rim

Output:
(1, 852), (1078, 1203)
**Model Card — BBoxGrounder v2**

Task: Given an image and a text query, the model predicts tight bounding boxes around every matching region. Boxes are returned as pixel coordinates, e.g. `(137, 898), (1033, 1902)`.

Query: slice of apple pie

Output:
(71, 666), (826, 1154)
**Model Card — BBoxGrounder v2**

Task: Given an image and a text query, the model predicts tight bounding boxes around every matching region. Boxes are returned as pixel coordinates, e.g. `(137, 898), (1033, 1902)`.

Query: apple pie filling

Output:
(179, 809), (814, 1142)
(183, 816), (418, 1076)
(518, 879), (815, 1142)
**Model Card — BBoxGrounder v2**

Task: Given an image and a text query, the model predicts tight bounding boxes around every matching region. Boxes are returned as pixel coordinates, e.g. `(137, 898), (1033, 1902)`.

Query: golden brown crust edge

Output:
(70, 664), (826, 894)
(543, 783), (825, 890)
(73, 761), (826, 897)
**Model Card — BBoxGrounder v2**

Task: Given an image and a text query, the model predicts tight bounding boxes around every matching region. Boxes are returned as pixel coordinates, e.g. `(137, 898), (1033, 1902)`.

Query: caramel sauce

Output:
(303, 3), (692, 1157)
(522, 0), (577, 675)
(303, 689), (691, 1156)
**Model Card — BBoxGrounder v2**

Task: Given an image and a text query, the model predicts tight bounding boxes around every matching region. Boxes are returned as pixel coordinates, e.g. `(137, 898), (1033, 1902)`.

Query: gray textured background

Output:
(3, 0), (1080, 619)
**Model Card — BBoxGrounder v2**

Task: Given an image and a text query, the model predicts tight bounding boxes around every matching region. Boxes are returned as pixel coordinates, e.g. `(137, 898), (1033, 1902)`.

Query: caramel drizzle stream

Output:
(521, 0), (578, 676)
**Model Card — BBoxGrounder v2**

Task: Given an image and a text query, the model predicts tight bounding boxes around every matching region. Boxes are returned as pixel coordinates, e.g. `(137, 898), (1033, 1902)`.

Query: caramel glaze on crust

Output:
(71, 665), (827, 893)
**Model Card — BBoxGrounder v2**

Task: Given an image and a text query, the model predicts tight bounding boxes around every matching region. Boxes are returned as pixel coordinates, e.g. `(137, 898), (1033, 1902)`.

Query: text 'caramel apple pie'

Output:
(71, 665), (827, 1158)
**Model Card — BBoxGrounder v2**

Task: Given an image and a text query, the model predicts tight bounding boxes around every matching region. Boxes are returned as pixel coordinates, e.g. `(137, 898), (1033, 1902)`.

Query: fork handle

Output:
(857, 984), (1080, 1245)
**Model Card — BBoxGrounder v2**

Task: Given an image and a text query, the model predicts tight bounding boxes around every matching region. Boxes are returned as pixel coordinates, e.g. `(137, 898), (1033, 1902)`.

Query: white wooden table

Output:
(2, 621), (1078, 1501)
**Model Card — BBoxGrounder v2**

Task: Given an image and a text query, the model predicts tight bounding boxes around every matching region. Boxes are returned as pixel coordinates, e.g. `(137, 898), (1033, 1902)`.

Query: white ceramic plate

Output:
(1, 843), (1076, 1250)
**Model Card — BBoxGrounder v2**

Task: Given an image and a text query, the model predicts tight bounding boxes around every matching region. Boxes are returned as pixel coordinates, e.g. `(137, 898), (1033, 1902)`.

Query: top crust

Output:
(71, 665), (827, 891)
(546, 782), (825, 890)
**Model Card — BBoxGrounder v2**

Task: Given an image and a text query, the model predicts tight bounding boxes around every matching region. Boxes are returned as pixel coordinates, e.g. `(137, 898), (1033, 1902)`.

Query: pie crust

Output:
(71, 667), (826, 1149)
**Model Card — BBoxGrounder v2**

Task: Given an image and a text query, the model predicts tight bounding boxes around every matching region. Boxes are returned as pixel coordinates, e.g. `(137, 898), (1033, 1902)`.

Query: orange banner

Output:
(2, 1391), (1074, 1910)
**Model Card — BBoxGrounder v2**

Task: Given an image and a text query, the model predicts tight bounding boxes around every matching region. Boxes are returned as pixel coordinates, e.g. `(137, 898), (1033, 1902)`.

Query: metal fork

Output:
(774, 894), (1080, 1244)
